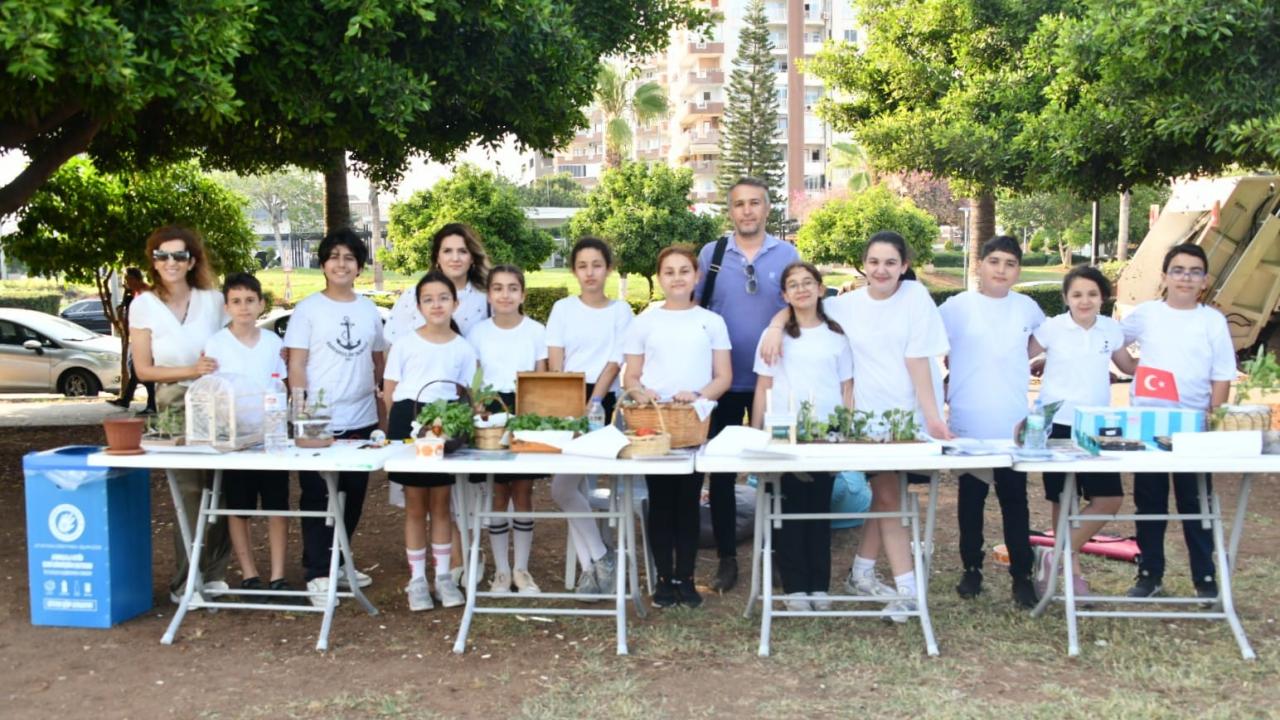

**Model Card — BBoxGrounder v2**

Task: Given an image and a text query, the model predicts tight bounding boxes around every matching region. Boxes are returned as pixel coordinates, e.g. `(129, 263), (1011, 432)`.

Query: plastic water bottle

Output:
(587, 398), (606, 432)
(264, 373), (290, 453)
(1025, 405), (1046, 452)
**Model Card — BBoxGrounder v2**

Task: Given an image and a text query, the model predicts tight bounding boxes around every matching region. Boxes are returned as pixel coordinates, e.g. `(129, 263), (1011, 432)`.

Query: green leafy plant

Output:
(507, 414), (590, 433)
(467, 367), (503, 422)
(416, 400), (475, 442)
(1234, 348), (1280, 405)
(796, 401), (829, 443)
(881, 409), (921, 443)
(146, 406), (185, 439)
(296, 388), (329, 419)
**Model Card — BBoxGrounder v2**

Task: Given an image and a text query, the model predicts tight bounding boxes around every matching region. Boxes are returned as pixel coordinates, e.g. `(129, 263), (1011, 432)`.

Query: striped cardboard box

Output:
(1073, 406), (1205, 454)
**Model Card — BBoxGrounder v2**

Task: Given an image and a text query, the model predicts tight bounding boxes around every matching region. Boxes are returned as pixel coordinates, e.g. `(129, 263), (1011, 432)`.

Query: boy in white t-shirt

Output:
(203, 273), (298, 601)
(283, 230), (388, 604)
(940, 235), (1045, 608)
(1120, 243), (1235, 600)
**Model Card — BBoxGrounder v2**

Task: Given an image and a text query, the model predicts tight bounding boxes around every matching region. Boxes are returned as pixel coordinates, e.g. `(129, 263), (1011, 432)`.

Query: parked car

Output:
(60, 298), (114, 335)
(0, 308), (122, 396)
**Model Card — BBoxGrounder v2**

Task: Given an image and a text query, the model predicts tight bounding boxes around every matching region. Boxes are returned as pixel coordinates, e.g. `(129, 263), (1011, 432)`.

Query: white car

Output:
(0, 308), (122, 396)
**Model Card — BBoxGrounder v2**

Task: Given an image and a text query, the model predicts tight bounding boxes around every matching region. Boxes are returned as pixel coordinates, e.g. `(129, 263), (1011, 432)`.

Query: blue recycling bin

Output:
(23, 446), (152, 628)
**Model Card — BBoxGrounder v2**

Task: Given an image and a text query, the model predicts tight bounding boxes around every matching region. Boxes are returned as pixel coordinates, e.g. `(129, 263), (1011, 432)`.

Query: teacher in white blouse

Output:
(129, 225), (232, 603)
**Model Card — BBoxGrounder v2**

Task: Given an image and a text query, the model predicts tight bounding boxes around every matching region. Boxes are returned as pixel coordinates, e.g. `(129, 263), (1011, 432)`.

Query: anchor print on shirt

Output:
(326, 316), (367, 359)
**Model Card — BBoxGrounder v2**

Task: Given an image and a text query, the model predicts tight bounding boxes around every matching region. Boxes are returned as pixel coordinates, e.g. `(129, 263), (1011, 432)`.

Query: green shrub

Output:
(928, 287), (964, 306)
(0, 290), (62, 315)
(524, 286), (569, 324)
(941, 238), (956, 252)
(927, 284), (1112, 317)
(931, 251), (963, 267)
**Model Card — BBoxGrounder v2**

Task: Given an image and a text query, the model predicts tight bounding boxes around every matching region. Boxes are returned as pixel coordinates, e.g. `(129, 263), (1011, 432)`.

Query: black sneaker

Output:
(1126, 576), (1163, 598)
(269, 578), (308, 606)
(237, 576), (264, 603)
(652, 577), (677, 608)
(712, 556), (738, 592)
(1011, 576), (1038, 609)
(955, 569), (983, 599)
(673, 578), (703, 609)
(1195, 582), (1219, 607)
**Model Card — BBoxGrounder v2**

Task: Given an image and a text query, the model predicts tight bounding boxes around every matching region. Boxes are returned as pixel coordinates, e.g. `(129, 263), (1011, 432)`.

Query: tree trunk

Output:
(323, 152), (351, 233)
(1117, 190), (1132, 261)
(369, 185), (384, 290)
(967, 191), (995, 289)
(96, 270), (129, 400)
(618, 273), (629, 301)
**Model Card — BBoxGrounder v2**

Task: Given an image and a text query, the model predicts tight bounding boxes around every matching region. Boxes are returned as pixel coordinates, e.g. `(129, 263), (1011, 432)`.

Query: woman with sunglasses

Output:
(130, 225), (232, 604)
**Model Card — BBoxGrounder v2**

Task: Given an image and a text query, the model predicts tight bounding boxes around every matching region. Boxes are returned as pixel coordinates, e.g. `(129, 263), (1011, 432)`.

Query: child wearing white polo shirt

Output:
(1029, 265), (1133, 598)
(941, 235), (1045, 609)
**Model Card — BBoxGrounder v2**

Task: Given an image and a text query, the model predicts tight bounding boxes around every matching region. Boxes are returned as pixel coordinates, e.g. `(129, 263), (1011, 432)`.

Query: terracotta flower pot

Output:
(103, 417), (145, 452)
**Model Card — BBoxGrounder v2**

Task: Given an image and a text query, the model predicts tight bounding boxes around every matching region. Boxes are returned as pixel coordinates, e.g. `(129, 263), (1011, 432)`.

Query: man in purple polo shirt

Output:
(695, 177), (799, 592)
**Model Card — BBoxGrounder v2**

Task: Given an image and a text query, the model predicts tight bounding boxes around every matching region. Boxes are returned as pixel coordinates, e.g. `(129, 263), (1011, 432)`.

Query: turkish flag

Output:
(1134, 366), (1180, 402)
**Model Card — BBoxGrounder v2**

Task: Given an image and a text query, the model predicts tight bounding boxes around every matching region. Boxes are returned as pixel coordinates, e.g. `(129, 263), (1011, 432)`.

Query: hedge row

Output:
(929, 251), (1089, 268)
(925, 285), (1112, 317)
(0, 290), (62, 315)
(524, 286), (569, 324)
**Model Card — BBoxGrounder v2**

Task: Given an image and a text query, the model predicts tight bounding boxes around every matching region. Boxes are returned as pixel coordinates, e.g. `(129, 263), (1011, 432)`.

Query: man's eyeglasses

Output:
(1167, 267), (1206, 280)
(152, 250), (192, 263)
(745, 263), (758, 295)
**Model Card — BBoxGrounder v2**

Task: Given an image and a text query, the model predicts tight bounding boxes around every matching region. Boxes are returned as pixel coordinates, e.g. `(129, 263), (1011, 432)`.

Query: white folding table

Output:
(1014, 449), (1278, 660)
(88, 440), (401, 651)
(696, 449), (1013, 657)
(384, 447), (695, 656)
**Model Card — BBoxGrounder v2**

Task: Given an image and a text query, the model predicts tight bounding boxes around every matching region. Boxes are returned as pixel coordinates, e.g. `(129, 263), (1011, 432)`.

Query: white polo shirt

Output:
(1034, 312), (1124, 426)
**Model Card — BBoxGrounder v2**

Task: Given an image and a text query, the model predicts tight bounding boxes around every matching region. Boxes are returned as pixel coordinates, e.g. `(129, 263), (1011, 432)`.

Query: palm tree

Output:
(830, 141), (874, 191)
(594, 63), (668, 169)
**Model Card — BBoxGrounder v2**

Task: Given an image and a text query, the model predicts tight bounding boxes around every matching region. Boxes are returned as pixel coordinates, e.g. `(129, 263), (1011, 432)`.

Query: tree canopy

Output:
(383, 165), (555, 274)
(514, 174), (589, 208)
(795, 185), (937, 271)
(569, 162), (721, 297)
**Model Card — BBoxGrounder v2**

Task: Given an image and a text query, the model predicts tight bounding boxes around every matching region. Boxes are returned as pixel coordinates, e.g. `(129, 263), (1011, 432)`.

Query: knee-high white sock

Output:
(488, 521), (511, 575)
(406, 547), (427, 580)
(432, 543), (452, 580)
(513, 519), (534, 572)
(551, 474), (608, 567)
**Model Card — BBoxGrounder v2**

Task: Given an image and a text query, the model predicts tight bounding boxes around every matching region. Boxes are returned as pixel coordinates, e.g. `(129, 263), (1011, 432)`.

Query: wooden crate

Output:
(515, 372), (586, 418)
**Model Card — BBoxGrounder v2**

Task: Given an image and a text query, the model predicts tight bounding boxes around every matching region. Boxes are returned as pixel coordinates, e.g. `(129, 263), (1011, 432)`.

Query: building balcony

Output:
(689, 131), (722, 154)
(687, 69), (725, 86)
(681, 41), (724, 67)
(688, 159), (719, 174)
(679, 101), (724, 124)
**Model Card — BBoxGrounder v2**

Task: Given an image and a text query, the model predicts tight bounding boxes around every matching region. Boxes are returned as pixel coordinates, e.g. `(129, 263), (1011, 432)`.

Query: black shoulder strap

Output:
(700, 235), (730, 309)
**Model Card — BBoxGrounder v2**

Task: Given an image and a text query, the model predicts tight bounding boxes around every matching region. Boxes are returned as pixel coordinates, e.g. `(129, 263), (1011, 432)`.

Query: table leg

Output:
(1227, 474), (1253, 576)
(758, 477), (778, 657)
(624, 476), (646, 619)
(327, 474), (376, 618)
(315, 482), (346, 652)
(453, 477), (474, 583)
(921, 472), (940, 576)
(1210, 492), (1256, 660)
(612, 475), (629, 656)
(166, 469), (194, 567)
(1062, 475), (1080, 657)
(907, 476), (939, 657)
(1032, 473), (1072, 619)
(453, 474), (488, 654)
(1197, 472), (1212, 530)
(744, 475), (771, 618)
(162, 486), (212, 645)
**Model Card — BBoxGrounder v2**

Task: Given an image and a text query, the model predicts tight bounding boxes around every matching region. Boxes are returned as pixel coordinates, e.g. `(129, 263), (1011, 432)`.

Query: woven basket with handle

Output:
(473, 394), (512, 451)
(414, 380), (472, 454)
(619, 391), (709, 449)
(618, 389), (673, 458)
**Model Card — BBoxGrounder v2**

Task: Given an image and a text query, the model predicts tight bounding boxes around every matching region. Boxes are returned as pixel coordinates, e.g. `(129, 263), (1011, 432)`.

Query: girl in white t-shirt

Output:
(1118, 243), (1235, 600)
(466, 265), (548, 595)
(1028, 265), (1133, 598)
(761, 231), (951, 621)
(383, 271), (479, 611)
(545, 237), (635, 597)
(384, 222), (491, 346)
(751, 262), (853, 611)
(623, 245), (732, 608)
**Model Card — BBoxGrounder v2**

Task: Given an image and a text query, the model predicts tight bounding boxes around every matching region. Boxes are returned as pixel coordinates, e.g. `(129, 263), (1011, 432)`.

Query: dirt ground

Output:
(2, 425), (1279, 719)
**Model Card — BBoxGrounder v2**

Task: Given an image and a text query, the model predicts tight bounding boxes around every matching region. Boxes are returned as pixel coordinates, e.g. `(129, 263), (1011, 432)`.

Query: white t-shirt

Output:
(202, 328), (287, 389)
(823, 280), (949, 421)
(622, 305), (731, 401)
(753, 324), (853, 421)
(1121, 301), (1236, 411)
(283, 292), (388, 432)
(385, 333), (478, 403)
(939, 290), (1045, 439)
(465, 316), (547, 393)
(384, 280), (488, 346)
(1034, 313), (1123, 426)
(128, 289), (227, 374)
(545, 296), (634, 389)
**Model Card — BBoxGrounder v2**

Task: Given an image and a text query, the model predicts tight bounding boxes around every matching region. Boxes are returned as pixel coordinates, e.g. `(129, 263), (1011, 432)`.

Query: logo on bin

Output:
(48, 504), (86, 543)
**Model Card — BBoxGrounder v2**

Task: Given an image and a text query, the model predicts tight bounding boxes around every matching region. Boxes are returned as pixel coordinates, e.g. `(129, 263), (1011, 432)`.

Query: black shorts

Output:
(388, 398), (456, 489)
(224, 469), (289, 516)
(1042, 423), (1122, 500)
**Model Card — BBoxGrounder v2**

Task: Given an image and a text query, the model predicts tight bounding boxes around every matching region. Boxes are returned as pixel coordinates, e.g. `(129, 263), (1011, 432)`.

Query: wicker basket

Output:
(413, 380), (473, 454)
(473, 395), (512, 451)
(618, 390), (674, 458)
(619, 390), (710, 449)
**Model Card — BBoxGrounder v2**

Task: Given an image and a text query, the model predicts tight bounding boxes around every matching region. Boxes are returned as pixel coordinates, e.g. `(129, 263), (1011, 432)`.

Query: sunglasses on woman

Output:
(152, 250), (192, 263)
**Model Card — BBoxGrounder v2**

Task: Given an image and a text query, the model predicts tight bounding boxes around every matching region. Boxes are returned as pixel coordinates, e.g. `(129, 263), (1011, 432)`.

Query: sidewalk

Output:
(0, 396), (141, 427)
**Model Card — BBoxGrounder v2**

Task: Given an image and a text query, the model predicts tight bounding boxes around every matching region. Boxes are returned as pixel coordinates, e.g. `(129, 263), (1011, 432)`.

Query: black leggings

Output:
(776, 472), (834, 594)
(646, 472), (701, 580)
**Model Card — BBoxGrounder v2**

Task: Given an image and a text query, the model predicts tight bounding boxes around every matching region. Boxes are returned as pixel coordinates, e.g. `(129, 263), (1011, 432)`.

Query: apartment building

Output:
(523, 0), (862, 210)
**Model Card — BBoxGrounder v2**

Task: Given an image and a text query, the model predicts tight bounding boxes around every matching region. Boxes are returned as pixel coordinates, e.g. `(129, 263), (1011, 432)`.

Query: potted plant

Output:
(143, 406), (186, 446)
(413, 398), (475, 454)
(292, 388), (334, 448)
(1212, 348), (1280, 432)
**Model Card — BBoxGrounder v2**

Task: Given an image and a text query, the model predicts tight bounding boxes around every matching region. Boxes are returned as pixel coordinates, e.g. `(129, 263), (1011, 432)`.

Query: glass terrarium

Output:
(291, 387), (334, 448)
(185, 373), (265, 451)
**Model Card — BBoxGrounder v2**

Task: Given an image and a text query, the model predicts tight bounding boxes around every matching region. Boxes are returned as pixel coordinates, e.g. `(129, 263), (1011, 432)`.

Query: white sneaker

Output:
(884, 599), (917, 624)
(336, 569), (373, 589)
(169, 580), (229, 608)
(513, 569), (541, 595)
(307, 577), (339, 608)
(783, 592), (812, 612)
(490, 570), (512, 593)
(810, 591), (833, 611)
(845, 569), (897, 597)
(435, 575), (465, 608)
(406, 576), (434, 611)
